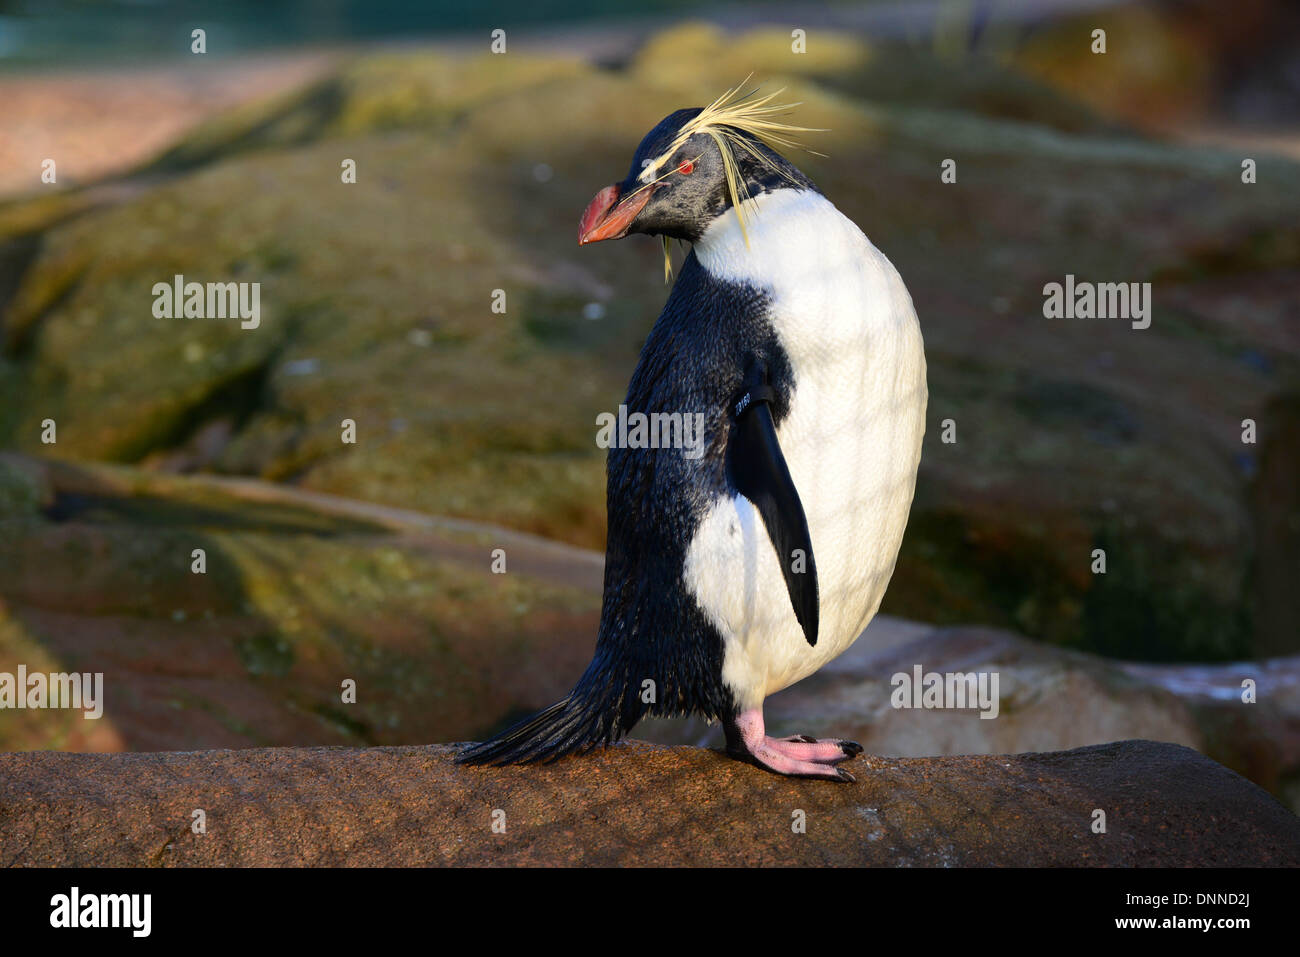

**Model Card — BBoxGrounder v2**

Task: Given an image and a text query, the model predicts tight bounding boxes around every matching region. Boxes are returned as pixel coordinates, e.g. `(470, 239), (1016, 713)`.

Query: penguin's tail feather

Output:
(456, 693), (619, 766)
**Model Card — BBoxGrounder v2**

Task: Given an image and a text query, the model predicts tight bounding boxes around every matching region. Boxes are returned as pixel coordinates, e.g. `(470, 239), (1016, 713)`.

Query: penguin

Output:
(458, 84), (927, 781)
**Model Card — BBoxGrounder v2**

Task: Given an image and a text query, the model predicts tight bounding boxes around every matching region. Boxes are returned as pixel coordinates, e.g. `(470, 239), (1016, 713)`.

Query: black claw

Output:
(836, 767), (856, 783)
(840, 740), (864, 758)
(793, 734), (818, 743)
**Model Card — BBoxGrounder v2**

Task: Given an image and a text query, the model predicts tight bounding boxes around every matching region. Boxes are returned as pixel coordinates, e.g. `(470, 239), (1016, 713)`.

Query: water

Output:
(0, 0), (697, 67)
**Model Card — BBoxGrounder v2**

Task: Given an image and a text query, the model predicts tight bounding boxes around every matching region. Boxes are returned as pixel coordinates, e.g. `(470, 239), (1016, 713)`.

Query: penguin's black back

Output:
(458, 250), (795, 765)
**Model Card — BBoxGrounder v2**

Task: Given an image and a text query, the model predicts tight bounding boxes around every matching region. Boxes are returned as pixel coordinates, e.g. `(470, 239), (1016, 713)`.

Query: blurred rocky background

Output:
(1, 1), (1297, 807)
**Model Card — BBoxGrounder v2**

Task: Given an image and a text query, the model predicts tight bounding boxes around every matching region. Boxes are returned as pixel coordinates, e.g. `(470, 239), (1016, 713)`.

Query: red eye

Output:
(678, 160), (694, 175)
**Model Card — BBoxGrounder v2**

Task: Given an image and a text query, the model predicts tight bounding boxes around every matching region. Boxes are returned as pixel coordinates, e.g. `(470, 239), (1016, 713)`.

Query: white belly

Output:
(683, 189), (927, 711)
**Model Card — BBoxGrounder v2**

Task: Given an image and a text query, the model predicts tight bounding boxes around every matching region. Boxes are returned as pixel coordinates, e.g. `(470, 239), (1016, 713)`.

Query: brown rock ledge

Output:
(1, 739), (1296, 867)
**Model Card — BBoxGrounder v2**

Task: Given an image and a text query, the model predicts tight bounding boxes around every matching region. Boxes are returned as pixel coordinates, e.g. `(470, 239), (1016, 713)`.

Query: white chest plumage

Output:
(683, 188), (928, 711)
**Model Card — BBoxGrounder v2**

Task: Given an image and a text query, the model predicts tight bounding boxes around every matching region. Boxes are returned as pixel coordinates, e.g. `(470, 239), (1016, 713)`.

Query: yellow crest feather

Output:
(640, 77), (828, 249)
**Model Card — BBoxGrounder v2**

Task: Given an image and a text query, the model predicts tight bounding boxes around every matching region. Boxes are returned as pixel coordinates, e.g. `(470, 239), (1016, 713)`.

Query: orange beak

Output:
(578, 183), (653, 245)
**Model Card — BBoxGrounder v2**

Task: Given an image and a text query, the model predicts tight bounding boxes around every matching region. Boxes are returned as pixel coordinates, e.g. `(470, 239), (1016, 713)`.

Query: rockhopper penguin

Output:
(458, 85), (927, 780)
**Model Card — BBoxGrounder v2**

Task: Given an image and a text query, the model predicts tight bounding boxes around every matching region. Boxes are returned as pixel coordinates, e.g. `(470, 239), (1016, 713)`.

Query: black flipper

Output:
(726, 358), (819, 646)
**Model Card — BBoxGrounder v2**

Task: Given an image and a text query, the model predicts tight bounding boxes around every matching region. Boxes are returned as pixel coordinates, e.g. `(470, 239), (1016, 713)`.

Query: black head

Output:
(578, 105), (817, 246)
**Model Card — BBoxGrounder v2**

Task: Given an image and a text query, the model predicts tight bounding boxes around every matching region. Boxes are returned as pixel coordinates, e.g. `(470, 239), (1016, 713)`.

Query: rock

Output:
(0, 739), (1294, 866)
(1, 29), (1296, 657)
(146, 52), (591, 175)
(0, 455), (49, 518)
(639, 620), (1300, 813)
(0, 53), (338, 198)
(1123, 654), (1300, 812)
(0, 454), (599, 753)
(631, 22), (1116, 136)
(5, 454), (1299, 812)
(638, 623), (1205, 756)
(1009, 0), (1300, 135)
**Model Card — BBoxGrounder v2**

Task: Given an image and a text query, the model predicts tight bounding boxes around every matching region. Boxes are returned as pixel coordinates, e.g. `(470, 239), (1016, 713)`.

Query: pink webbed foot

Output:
(723, 709), (864, 782)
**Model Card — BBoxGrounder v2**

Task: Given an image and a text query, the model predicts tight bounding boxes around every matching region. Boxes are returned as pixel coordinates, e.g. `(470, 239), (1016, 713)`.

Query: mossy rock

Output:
(148, 52), (592, 173)
(1, 31), (1297, 659)
(0, 456), (50, 519)
(1009, 5), (1215, 130)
